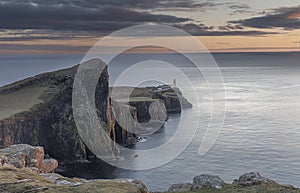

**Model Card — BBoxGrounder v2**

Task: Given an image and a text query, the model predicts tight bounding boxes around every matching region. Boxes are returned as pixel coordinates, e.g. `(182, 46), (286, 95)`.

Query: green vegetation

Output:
(0, 86), (49, 120)
(0, 167), (143, 193)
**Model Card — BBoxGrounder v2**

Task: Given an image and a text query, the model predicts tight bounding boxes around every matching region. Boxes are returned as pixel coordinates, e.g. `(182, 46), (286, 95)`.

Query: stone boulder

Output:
(127, 179), (150, 193)
(41, 158), (58, 173)
(0, 144), (58, 173)
(168, 183), (193, 192)
(192, 174), (224, 190)
(233, 172), (277, 186)
(0, 144), (44, 169)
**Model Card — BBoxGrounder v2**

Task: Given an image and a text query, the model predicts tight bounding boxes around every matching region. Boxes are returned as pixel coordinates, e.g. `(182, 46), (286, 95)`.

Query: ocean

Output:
(1, 52), (300, 191)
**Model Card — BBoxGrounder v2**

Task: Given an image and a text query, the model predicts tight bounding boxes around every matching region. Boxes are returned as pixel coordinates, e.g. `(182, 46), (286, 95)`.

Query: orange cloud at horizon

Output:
(0, 30), (300, 54)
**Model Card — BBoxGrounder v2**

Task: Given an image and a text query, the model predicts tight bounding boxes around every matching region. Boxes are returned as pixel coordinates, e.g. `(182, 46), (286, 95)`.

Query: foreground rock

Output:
(168, 183), (193, 192)
(0, 165), (299, 193)
(167, 172), (299, 192)
(0, 144), (58, 173)
(233, 171), (277, 186)
(0, 144), (149, 193)
(192, 174), (224, 190)
(168, 174), (224, 192)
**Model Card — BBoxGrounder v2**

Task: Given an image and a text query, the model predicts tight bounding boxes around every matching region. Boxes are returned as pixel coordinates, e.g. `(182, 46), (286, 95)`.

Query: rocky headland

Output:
(1, 59), (298, 193)
(0, 59), (192, 162)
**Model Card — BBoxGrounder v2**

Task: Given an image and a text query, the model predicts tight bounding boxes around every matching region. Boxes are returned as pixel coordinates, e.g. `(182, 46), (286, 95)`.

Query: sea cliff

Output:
(0, 60), (133, 161)
(0, 59), (192, 161)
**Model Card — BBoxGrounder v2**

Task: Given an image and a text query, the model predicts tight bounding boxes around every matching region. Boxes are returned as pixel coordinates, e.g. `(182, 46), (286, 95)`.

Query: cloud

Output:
(0, 0), (222, 12)
(228, 4), (250, 10)
(175, 23), (278, 36)
(0, 29), (106, 42)
(0, 0), (280, 41)
(152, 2), (223, 11)
(228, 3), (252, 15)
(0, 3), (191, 32)
(230, 5), (300, 30)
(0, 43), (89, 52)
(218, 25), (244, 31)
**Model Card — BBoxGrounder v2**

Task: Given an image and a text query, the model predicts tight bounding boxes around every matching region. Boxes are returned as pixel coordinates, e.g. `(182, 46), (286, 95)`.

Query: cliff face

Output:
(0, 61), (133, 161)
(0, 60), (192, 162)
(110, 85), (192, 123)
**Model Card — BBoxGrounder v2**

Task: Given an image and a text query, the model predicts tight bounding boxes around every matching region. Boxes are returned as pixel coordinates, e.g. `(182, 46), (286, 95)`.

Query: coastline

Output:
(0, 144), (299, 193)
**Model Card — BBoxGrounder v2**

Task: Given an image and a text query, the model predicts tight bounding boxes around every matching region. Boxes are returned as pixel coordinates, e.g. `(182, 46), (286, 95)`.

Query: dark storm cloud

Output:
(230, 5), (300, 30)
(0, 3), (190, 31)
(0, 0), (222, 11)
(0, 0), (225, 33)
(0, 0), (280, 41)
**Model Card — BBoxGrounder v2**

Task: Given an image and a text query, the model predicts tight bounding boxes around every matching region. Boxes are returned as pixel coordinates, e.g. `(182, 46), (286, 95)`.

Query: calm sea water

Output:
(1, 52), (300, 191)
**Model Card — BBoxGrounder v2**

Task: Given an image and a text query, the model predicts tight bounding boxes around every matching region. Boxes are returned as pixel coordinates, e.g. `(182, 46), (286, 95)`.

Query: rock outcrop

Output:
(0, 59), (192, 161)
(167, 172), (291, 192)
(233, 171), (277, 186)
(0, 144), (58, 173)
(168, 183), (193, 192)
(192, 174), (224, 190)
(0, 59), (135, 161)
(147, 85), (192, 113)
(110, 85), (192, 123)
(167, 174), (224, 192)
(110, 85), (192, 135)
(0, 144), (149, 192)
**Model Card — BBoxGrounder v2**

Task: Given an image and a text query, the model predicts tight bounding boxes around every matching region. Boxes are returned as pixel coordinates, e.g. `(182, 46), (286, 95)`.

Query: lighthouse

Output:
(173, 78), (176, 87)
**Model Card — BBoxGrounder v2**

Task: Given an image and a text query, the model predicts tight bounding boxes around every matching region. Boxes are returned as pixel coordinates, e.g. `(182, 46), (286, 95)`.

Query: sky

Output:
(0, 0), (300, 53)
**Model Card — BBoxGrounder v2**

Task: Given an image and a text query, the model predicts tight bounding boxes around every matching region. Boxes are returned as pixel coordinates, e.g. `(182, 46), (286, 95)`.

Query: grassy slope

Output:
(0, 86), (51, 120)
(0, 167), (142, 193)
(1, 167), (300, 193)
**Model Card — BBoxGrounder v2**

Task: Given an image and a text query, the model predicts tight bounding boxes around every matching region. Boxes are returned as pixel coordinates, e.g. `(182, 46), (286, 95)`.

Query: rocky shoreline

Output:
(0, 144), (299, 193)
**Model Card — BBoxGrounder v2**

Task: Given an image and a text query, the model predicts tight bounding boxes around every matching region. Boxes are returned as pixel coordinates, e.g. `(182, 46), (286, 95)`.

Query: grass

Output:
(110, 87), (153, 101)
(42, 181), (142, 193)
(1, 167), (300, 193)
(0, 86), (49, 120)
(0, 167), (143, 193)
